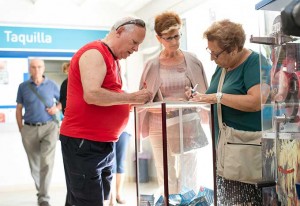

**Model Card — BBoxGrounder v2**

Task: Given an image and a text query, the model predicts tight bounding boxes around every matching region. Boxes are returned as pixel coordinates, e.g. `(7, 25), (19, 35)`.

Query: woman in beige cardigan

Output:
(139, 11), (208, 195)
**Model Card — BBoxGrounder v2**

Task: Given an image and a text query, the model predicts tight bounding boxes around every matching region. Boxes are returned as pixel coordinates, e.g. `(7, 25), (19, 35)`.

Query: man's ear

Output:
(115, 26), (125, 37)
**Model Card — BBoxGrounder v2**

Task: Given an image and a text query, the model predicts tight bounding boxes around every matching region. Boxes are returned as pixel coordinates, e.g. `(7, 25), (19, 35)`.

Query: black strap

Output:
(102, 41), (117, 60)
(27, 81), (58, 122)
(27, 81), (50, 108)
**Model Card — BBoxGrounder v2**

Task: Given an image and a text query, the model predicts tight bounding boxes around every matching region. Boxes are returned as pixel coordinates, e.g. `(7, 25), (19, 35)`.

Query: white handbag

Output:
(216, 68), (262, 183)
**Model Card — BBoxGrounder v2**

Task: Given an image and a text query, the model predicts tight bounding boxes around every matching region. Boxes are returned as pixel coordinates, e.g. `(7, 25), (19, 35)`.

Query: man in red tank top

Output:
(60, 16), (152, 206)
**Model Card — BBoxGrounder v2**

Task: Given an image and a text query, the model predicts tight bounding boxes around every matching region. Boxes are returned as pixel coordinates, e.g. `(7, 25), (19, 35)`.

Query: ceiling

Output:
(24, 0), (204, 18)
(28, 0), (153, 13)
(0, 0), (204, 29)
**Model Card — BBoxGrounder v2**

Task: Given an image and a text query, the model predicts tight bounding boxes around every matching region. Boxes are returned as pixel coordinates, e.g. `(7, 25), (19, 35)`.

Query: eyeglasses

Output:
(206, 47), (226, 59)
(116, 19), (146, 30)
(160, 33), (182, 42)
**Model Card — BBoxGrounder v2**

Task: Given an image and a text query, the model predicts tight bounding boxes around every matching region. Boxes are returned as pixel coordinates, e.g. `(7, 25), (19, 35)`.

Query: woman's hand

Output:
(190, 93), (217, 104)
(185, 84), (200, 100)
(185, 86), (193, 99)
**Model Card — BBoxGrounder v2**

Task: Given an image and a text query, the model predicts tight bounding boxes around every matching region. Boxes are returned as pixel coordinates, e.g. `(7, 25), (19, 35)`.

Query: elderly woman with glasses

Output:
(139, 11), (209, 195)
(191, 19), (271, 205)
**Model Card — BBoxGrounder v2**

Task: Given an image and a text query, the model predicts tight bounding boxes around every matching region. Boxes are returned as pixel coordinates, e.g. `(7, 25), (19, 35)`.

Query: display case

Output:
(252, 0), (300, 205)
(134, 102), (214, 206)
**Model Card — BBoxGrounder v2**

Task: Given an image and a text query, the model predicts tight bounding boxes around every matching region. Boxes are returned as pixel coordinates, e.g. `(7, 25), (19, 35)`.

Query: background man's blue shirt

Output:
(16, 77), (60, 123)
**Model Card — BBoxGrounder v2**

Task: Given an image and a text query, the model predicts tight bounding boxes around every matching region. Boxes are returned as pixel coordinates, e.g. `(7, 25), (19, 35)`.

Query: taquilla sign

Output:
(0, 25), (108, 51)
(4, 30), (52, 46)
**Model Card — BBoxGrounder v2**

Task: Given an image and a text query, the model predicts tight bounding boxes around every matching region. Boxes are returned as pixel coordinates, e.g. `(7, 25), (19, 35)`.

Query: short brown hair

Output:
(203, 19), (246, 52)
(154, 11), (182, 36)
(62, 62), (70, 74)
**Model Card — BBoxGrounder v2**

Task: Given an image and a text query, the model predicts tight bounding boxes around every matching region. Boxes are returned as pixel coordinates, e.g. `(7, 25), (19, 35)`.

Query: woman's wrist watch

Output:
(216, 92), (223, 103)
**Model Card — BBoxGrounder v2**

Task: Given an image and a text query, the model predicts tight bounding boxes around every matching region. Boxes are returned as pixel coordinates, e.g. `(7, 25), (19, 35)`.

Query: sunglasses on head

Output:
(116, 19), (146, 30)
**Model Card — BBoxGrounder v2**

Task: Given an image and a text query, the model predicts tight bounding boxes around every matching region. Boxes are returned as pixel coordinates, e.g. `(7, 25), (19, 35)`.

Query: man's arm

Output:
(79, 49), (152, 106)
(16, 103), (23, 132)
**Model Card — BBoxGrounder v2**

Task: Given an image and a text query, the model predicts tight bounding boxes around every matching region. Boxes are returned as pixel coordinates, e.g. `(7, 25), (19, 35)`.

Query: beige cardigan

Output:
(138, 50), (208, 138)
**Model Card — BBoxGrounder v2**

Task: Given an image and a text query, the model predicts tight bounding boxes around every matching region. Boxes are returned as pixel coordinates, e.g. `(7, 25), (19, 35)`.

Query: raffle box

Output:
(134, 102), (214, 206)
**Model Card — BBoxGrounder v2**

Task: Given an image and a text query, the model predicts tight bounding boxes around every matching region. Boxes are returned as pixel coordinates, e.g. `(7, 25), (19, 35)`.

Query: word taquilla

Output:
(4, 30), (52, 45)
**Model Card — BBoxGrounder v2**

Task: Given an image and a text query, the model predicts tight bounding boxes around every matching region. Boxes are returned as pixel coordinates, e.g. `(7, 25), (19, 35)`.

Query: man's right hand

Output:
(131, 88), (153, 104)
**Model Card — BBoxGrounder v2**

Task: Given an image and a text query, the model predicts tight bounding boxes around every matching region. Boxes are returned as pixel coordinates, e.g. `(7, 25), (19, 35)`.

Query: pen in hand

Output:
(191, 84), (198, 95)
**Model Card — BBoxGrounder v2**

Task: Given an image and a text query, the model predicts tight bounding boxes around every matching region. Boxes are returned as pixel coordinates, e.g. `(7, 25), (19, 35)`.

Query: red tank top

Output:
(60, 40), (130, 142)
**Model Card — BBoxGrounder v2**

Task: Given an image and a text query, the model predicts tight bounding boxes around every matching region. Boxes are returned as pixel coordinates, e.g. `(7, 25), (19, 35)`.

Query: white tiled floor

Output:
(0, 184), (66, 206)
(0, 123), (65, 206)
(0, 181), (148, 206)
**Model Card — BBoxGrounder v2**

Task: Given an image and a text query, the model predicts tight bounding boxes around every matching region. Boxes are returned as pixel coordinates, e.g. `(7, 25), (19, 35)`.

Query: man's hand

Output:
(131, 88), (153, 104)
(46, 105), (59, 115)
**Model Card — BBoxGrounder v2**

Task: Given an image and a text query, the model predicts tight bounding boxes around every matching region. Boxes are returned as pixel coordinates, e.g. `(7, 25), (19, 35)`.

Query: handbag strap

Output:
(28, 81), (50, 108)
(216, 68), (226, 129)
(27, 81), (58, 122)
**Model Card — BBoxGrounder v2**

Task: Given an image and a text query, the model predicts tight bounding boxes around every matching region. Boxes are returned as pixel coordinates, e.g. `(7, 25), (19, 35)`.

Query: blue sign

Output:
(0, 26), (109, 51)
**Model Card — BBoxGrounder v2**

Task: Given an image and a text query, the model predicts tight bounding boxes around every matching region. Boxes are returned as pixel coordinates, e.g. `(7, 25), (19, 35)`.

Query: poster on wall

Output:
(0, 58), (28, 123)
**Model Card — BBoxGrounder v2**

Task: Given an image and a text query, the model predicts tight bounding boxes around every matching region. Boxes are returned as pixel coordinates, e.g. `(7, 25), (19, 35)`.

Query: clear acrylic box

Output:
(134, 101), (214, 206)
